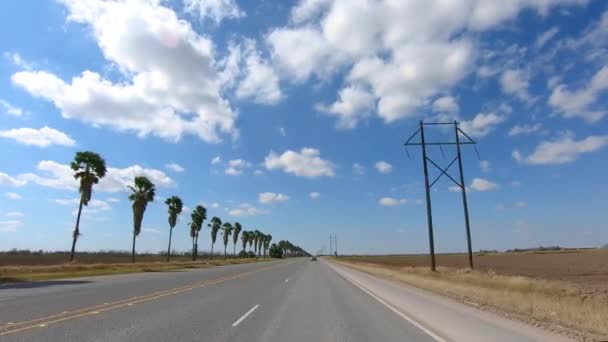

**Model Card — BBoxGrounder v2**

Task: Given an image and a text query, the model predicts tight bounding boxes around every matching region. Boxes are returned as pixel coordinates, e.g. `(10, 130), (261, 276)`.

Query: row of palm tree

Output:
(68, 150), (289, 262)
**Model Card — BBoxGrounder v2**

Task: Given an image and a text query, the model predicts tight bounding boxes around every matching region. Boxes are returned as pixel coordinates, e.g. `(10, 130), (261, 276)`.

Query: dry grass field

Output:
(336, 249), (608, 340)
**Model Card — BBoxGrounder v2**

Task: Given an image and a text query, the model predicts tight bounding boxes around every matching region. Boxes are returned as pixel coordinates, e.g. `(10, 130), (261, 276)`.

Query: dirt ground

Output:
(343, 249), (608, 297)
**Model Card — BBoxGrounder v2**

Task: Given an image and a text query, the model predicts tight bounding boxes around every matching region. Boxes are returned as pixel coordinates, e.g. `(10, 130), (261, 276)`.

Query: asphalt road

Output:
(0, 258), (571, 341)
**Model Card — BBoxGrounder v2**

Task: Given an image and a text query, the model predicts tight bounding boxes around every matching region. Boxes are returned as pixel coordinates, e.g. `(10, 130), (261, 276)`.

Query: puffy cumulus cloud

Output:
(17, 160), (174, 192)
(0, 172), (26, 187)
(374, 161), (392, 174)
(378, 197), (406, 207)
(264, 148), (335, 178)
(316, 85), (375, 129)
(0, 99), (24, 116)
(224, 159), (251, 176)
(513, 134), (608, 165)
(258, 192), (289, 204)
(0, 220), (23, 233)
(449, 177), (499, 192)
(211, 156), (222, 165)
(309, 191), (320, 199)
(12, 0), (238, 143)
(0, 127), (75, 147)
(5, 192), (22, 200)
(183, 0), (245, 24)
(432, 96), (459, 114)
(509, 123), (542, 136)
(548, 66), (608, 122)
(268, 0), (584, 128)
(165, 163), (185, 173)
(54, 198), (111, 211)
(228, 203), (269, 217)
(459, 112), (506, 138)
(500, 69), (532, 102)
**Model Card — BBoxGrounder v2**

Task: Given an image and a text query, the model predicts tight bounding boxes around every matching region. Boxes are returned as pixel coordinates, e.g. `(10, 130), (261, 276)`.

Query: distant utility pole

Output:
(404, 120), (478, 270)
(329, 235), (333, 256)
(329, 234), (338, 256)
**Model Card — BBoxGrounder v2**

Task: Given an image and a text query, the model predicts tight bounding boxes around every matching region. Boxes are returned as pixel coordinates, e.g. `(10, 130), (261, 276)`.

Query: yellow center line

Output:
(0, 260), (296, 336)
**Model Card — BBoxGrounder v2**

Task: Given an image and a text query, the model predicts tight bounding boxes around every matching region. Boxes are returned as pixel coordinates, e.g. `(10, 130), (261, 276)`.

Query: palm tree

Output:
(258, 233), (266, 257)
(264, 234), (272, 258)
(164, 196), (183, 262)
(253, 230), (261, 257)
(190, 205), (207, 261)
(128, 176), (155, 263)
(241, 230), (249, 255)
(208, 216), (221, 259)
(222, 222), (233, 259)
(232, 222), (242, 256)
(247, 231), (254, 252)
(69, 151), (107, 262)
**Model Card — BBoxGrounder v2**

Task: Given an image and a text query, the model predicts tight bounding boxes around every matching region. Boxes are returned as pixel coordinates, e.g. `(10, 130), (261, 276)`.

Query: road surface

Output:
(0, 258), (571, 341)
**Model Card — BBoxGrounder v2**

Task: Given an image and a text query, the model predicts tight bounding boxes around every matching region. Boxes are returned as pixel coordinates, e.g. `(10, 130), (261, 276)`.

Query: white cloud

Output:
(165, 163), (185, 173)
(509, 123), (542, 136)
(379, 197), (406, 207)
(0, 172), (27, 187)
(259, 192), (289, 204)
(183, 0), (245, 24)
(55, 198), (111, 211)
(309, 191), (320, 199)
(264, 148), (335, 178)
(279, 127), (286, 136)
(253, 170), (264, 176)
(5, 192), (22, 200)
(0, 127), (76, 147)
(352, 163), (365, 175)
(12, 0), (238, 143)
(432, 96), (459, 114)
(470, 178), (499, 191)
(17, 161), (174, 192)
(316, 85), (375, 129)
(225, 158), (251, 176)
(142, 227), (161, 234)
(211, 156), (222, 165)
(233, 40), (282, 105)
(535, 26), (559, 49)
(513, 135), (608, 165)
(0, 99), (24, 116)
(211, 202), (220, 209)
(267, 0), (582, 129)
(548, 66), (608, 122)
(500, 69), (532, 102)
(228, 203), (269, 217)
(515, 201), (528, 208)
(3, 52), (34, 70)
(106, 197), (120, 203)
(459, 112), (506, 138)
(480, 160), (491, 173)
(5, 211), (24, 218)
(374, 161), (392, 174)
(0, 220), (23, 232)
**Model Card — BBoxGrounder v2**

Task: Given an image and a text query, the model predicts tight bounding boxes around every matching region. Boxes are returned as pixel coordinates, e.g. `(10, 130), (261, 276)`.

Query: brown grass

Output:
(335, 258), (608, 340)
(0, 258), (269, 282)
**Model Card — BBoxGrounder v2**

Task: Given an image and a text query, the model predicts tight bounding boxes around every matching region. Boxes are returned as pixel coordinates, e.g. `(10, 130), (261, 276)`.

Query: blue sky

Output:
(1, 0), (607, 255)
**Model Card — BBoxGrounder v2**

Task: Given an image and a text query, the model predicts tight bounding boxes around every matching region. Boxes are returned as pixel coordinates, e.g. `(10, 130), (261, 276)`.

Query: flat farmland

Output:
(343, 249), (608, 295)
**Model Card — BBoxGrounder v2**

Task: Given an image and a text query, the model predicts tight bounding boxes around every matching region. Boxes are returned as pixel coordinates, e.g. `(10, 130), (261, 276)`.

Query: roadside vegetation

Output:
(335, 251), (608, 339)
(1, 150), (310, 282)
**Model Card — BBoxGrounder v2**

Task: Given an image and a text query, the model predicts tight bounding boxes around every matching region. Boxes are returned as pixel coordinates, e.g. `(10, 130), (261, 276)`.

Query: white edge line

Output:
(232, 304), (259, 327)
(329, 263), (447, 342)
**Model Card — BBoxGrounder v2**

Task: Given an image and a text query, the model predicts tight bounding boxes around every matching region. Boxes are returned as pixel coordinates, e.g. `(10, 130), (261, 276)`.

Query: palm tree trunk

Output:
(167, 227), (173, 262)
(69, 197), (85, 262)
(131, 232), (137, 263)
(211, 243), (214, 260)
(192, 237), (195, 261)
(233, 243), (236, 257)
(224, 245), (227, 259)
(194, 233), (199, 261)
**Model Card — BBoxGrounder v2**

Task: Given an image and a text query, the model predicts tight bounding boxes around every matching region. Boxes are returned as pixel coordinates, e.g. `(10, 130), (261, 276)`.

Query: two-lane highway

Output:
(0, 258), (571, 341)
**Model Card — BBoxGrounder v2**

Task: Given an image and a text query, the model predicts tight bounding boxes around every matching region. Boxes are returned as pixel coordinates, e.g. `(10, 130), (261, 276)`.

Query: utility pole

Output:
(404, 120), (478, 270)
(329, 235), (333, 256)
(334, 235), (338, 256)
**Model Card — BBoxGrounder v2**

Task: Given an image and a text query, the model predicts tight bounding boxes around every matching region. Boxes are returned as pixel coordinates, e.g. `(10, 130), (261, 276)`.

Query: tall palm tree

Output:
(69, 151), (107, 262)
(253, 230), (261, 257)
(264, 234), (272, 258)
(232, 222), (242, 256)
(258, 233), (266, 257)
(247, 231), (254, 252)
(191, 205), (206, 261)
(164, 196), (183, 262)
(222, 222), (233, 259)
(208, 216), (221, 259)
(241, 230), (249, 255)
(128, 176), (155, 263)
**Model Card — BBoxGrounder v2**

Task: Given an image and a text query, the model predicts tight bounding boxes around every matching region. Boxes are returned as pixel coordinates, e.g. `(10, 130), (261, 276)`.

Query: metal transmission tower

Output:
(404, 120), (478, 271)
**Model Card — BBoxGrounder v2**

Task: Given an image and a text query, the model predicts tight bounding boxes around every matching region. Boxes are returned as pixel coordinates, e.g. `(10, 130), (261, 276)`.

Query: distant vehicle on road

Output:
(310, 256), (317, 261)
